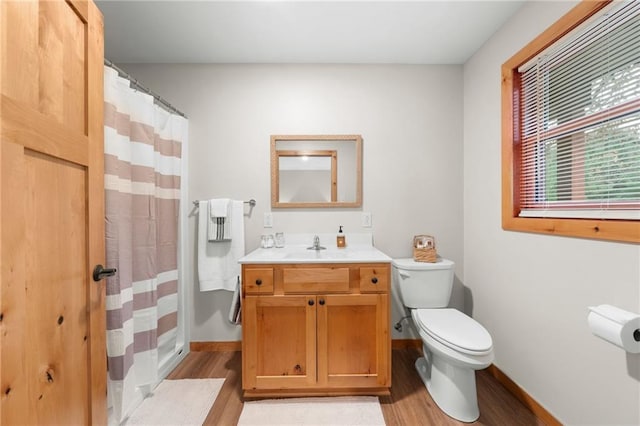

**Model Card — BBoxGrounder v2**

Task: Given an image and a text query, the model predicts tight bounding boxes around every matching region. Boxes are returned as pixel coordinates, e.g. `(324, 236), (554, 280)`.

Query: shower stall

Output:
(103, 63), (189, 424)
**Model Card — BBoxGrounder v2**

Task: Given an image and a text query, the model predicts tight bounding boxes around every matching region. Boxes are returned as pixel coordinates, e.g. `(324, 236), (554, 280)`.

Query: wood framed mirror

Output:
(271, 135), (362, 208)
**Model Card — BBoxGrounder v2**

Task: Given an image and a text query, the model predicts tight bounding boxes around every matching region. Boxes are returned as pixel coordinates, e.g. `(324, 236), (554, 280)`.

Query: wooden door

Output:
(317, 294), (391, 389)
(0, 1), (106, 424)
(242, 296), (317, 390)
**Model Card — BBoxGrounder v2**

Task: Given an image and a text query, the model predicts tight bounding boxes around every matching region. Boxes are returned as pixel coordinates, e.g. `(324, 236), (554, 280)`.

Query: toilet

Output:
(392, 258), (494, 423)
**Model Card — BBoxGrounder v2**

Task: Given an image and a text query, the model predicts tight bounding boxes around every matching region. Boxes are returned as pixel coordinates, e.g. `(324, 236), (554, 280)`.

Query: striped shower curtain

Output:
(103, 66), (187, 422)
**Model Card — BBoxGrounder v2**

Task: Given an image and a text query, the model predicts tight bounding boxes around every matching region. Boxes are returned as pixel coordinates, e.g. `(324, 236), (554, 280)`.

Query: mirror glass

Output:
(271, 135), (362, 208)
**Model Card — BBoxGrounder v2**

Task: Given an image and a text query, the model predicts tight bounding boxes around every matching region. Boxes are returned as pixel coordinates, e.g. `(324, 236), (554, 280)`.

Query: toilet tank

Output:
(392, 258), (455, 308)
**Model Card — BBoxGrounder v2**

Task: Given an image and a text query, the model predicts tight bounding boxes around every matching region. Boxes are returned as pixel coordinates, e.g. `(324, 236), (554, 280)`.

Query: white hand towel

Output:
(209, 198), (229, 217)
(208, 198), (231, 241)
(198, 200), (245, 292)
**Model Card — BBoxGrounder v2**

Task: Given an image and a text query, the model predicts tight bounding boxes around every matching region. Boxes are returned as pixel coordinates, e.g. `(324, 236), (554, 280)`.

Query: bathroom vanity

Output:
(239, 238), (391, 398)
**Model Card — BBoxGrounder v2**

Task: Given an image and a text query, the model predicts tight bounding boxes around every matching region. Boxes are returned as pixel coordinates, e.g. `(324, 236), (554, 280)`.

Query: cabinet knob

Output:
(308, 299), (314, 306)
(255, 279), (262, 286)
(319, 299), (325, 306)
(371, 277), (378, 284)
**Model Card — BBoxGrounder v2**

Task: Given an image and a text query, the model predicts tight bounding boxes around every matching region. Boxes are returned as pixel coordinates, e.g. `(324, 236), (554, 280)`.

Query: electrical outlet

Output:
(362, 212), (372, 228)
(263, 212), (273, 228)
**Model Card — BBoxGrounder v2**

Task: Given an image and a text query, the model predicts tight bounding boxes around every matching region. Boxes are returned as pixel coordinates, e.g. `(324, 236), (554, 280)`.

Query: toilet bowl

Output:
(392, 258), (494, 423)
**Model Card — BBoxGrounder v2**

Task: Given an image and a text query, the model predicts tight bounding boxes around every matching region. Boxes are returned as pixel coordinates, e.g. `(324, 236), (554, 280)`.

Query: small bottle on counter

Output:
(337, 226), (346, 248)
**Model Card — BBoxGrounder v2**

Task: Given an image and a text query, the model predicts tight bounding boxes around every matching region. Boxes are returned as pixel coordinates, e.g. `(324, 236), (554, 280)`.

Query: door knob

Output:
(93, 264), (117, 282)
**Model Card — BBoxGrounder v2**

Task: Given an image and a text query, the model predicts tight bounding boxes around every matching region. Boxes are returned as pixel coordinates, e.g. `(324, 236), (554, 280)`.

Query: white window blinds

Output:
(518, 1), (640, 220)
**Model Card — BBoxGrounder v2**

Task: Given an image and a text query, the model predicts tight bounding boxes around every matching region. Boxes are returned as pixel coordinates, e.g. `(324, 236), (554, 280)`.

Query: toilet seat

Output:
(413, 308), (493, 356)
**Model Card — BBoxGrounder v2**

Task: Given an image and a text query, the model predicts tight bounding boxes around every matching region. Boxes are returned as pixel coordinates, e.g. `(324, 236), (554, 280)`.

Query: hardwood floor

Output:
(167, 348), (546, 425)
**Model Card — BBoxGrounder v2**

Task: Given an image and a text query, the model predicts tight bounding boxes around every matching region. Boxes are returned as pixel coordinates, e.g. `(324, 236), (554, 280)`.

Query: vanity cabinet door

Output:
(242, 295), (317, 390)
(316, 294), (391, 389)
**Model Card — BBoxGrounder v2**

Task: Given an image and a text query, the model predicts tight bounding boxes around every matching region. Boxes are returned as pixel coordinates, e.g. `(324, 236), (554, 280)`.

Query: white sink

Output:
(239, 239), (392, 264)
(285, 250), (348, 260)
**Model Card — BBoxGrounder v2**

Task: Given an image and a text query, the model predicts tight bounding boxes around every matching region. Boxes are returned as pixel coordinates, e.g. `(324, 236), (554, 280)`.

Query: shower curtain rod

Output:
(104, 58), (187, 118)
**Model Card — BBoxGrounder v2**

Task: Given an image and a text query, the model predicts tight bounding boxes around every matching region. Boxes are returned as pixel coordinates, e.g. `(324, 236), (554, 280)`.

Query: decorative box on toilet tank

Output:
(413, 235), (437, 263)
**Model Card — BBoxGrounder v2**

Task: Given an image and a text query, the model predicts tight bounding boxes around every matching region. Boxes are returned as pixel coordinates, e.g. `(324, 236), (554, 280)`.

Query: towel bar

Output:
(193, 199), (256, 207)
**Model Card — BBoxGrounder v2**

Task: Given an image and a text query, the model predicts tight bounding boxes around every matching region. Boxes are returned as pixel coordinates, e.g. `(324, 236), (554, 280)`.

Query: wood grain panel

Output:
(64, 1), (87, 135)
(39, 1), (65, 125)
(359, 265), (389, 293)
(391, 338), (423, 350)
(379, 294), (390, 386)
(1, 95), (88, 166)
(257, 302), (308, 377)
(243, 267), (274, 294)
(243, 296), (316, 390)
(191, 341), (243, 352)
(1, 147), (90, 425)
(66, 0), (89, 23)
(1, 142), (29, 425)
(1, 0), (39, 106)
(282, 267), (350, 293)
(1, 0), (87, 134)
(86, 2), (106, 423)
(1, 0), (105, 423)
(322, 298), (377, 375)
(24, 149), (89, 425)
(317, 294), (390, 388)
(241, 297), (259, 389)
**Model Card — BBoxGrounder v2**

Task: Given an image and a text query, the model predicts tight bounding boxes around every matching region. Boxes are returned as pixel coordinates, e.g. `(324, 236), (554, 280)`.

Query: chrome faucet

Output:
(308, 235), (326, 250)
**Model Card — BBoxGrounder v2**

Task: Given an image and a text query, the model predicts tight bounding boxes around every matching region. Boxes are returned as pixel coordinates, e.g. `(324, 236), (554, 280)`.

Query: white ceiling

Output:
(97, 0), (525, 65)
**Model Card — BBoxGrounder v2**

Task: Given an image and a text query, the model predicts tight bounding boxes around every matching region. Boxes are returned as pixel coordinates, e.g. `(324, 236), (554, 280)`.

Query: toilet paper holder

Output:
(588, 305), (640, 353)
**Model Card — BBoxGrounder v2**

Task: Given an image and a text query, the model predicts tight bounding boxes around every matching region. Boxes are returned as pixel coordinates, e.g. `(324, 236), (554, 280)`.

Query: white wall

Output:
(463, 1), (640, 424)
(123, 64), (465, 343)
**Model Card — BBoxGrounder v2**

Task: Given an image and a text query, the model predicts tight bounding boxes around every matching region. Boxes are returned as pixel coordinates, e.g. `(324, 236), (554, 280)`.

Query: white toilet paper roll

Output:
(588, 304), (640, 354)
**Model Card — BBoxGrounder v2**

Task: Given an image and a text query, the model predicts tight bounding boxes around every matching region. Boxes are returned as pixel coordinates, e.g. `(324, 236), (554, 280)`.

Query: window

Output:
(502, 0), (640, 243)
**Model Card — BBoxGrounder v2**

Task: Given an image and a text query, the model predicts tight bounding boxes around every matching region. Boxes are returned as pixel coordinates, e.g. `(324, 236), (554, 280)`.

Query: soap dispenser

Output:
(337, 226), (346, 248)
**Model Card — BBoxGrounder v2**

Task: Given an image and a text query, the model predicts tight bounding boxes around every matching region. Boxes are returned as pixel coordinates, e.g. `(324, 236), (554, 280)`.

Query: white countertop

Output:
(238, 233), (391, 264)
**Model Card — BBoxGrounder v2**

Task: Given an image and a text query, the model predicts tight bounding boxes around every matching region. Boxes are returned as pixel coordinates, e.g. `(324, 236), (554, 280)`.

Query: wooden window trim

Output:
(501, 0), (640, 244)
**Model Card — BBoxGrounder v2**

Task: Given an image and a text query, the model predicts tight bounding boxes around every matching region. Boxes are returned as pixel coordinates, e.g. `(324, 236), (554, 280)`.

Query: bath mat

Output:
(122, 378), (225, 426)
(237, 396), (386, 425)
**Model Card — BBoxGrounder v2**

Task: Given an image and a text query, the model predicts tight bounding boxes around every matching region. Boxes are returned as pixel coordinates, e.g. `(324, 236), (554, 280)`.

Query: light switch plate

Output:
(362, 212), (372, 228)
(263, 212), (273, 228)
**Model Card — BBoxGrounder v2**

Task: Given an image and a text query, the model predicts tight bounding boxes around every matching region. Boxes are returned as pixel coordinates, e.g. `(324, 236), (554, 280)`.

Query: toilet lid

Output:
(414, 309), (493, 355)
